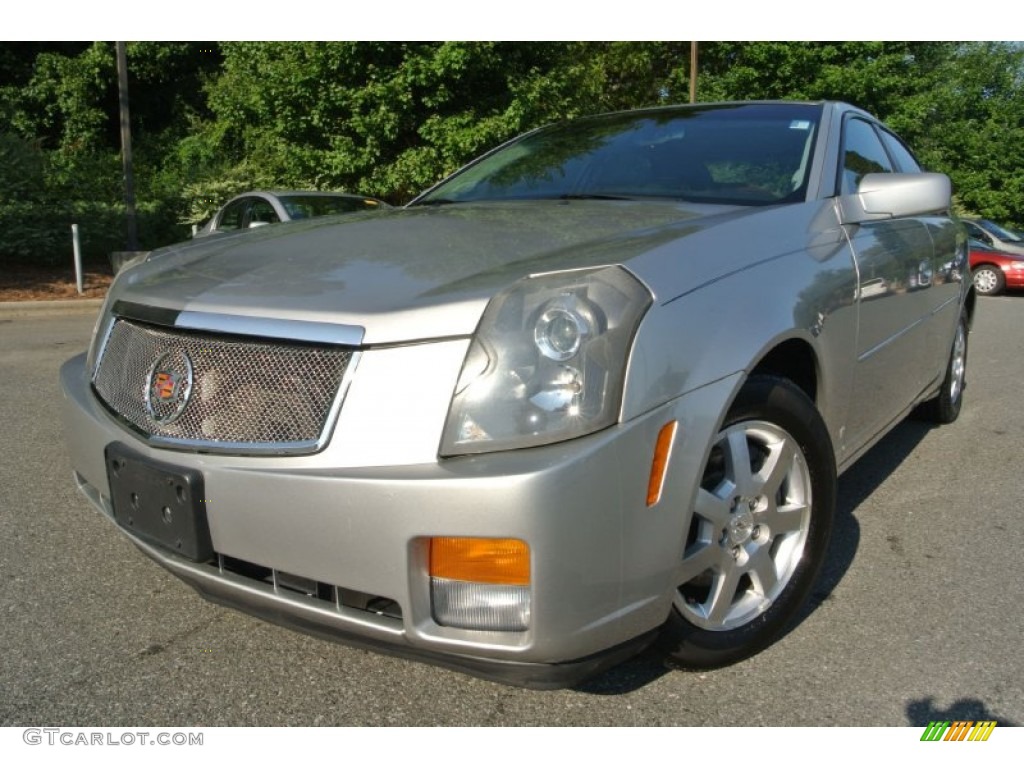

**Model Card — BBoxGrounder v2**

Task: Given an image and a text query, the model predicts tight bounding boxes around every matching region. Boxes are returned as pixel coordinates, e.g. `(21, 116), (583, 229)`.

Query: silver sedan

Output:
(61, 101), (971, 687)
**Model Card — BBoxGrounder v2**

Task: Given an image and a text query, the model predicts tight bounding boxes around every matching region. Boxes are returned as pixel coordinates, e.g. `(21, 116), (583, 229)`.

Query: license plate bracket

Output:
(105, 443), (213, 562)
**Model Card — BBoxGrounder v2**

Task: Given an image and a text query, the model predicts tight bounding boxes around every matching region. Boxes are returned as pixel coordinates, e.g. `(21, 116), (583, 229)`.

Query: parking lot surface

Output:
(1, 300), (1021, 726)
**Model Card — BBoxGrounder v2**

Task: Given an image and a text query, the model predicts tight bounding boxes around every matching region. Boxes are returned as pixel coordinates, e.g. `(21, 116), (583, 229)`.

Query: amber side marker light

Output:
(646, 421), (678, 507)
(429, 537), (531, 631)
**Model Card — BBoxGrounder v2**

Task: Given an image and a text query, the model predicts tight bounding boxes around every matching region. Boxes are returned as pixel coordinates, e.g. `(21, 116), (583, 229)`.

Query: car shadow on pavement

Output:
(795, 417), (934, 625)
(906, 696), (1019, 728)
(574, 418), (936, 696)
(570, 643), (672, 695)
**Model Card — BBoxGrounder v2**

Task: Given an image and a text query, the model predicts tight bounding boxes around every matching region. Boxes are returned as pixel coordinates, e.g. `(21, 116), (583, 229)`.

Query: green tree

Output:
(180, 42), (633, 209)
(910, 42), (1024, 224)
(0, 42), (223, 261)
(4, 41), (1024, 264)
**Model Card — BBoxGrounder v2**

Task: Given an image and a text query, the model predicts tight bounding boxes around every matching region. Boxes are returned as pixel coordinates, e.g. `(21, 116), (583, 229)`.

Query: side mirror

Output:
(839, 172), (951, 224)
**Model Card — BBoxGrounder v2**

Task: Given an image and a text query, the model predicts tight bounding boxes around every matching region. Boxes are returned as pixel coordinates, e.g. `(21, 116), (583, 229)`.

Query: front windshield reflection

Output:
(417, 103), (823, 208)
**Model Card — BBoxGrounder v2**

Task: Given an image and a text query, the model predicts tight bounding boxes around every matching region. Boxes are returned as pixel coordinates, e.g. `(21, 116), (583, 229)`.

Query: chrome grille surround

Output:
(92, 318), (355, 455)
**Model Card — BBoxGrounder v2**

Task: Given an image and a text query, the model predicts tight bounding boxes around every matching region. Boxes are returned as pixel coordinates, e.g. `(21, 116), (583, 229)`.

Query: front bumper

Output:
(60, 352), (736, 687)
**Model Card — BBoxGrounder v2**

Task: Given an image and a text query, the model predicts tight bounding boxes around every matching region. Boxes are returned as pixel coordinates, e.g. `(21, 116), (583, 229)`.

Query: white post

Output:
(72, 223), (83, 295)
(192, 223), (198, 237)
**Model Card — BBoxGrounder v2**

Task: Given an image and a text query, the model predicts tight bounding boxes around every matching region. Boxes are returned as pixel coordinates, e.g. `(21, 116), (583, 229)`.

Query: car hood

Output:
(114, 201), (762, 344)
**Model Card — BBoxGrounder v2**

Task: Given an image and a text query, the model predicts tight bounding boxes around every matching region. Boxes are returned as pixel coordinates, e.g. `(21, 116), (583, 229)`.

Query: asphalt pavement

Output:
(1, 299), (1021, 726)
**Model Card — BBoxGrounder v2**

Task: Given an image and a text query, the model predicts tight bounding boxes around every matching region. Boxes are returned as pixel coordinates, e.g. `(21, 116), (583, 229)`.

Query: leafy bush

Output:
(4, 41), (1024, 267)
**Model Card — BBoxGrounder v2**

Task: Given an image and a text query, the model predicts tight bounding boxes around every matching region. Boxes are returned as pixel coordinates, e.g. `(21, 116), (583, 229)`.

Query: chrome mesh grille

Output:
(93, 318), (352, 452)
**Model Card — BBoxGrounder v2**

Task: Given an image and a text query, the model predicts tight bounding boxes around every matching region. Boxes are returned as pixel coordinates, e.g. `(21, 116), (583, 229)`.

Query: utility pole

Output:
(116, 41), (138, 251)
(690, 42), (699, 104)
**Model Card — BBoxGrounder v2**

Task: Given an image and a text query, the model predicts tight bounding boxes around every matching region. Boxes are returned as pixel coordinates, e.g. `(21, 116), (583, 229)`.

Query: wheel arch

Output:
(703, 334), (835, 476)
(737, 334), (841, 471)
(749, 337), (820, 406)
(971, 260), (1001, 273)
(964, 284), (977, 327)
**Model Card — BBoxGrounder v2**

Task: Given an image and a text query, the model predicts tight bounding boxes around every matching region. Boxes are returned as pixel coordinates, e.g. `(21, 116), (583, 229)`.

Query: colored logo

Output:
(145, 350), (194, 425)
(152, 371), (181, 401)
(920, 721), (996, 742)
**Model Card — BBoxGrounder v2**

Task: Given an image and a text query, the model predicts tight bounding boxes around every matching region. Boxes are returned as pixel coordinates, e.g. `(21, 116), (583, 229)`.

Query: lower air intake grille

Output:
(92, 318), (352, 453)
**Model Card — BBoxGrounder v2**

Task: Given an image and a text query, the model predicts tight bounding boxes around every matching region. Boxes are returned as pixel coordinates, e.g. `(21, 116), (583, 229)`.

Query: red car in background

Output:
(969, 239), (1024, 296)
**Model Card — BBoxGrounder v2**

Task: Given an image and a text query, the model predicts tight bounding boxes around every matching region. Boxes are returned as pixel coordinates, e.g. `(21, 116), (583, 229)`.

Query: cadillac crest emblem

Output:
(145, 350), (194, 424)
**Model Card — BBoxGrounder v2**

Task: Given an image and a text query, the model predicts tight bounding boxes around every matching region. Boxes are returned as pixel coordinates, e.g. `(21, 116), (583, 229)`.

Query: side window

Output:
(962, 221), (992, 246)
(218, 200), (248, 232)
(879, 130), (922, 173)
(248, 199), (280, 226)
(840, 118), (894, 195)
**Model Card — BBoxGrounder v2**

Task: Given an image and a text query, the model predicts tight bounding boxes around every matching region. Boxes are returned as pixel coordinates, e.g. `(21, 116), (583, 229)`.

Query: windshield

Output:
(416, 103), (822, 207)
(280, 195), (381, 219)
(977, 219), (1023, 243)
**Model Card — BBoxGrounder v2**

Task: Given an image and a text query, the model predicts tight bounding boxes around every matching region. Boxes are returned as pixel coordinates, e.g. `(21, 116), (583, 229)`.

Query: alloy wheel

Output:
(675, 420), (812, 631)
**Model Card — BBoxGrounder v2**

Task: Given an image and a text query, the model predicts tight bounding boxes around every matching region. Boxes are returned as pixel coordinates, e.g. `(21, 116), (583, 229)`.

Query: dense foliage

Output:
(2, 41), (1022, 265)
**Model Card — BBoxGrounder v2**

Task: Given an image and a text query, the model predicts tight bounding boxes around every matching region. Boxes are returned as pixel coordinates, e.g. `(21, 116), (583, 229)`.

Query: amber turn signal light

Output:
(429, 537), (530, 585)
(646, 421), (678, 506)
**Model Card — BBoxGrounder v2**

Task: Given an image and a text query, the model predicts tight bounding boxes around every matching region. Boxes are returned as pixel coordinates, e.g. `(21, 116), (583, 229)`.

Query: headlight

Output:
(86, 298), (118, 376)
(440, 266), (652, 456)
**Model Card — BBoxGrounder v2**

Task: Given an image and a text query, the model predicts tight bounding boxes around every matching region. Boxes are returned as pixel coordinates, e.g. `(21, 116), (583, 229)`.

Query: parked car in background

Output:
(195, 190), (389, 237)
(968, 238), (1024, 295)
(961, 218), (1024, 257)
(61, 101), (971, 688)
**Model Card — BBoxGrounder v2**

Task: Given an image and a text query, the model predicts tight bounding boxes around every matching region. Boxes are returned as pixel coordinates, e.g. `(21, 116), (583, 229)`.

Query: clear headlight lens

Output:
(86, 299), (118, 376)
(440, 266), (651, 456)
(534, 295), (596, 361)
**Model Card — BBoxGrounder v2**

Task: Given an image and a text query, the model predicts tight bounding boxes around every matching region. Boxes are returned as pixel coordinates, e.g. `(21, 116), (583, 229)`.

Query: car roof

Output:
(223, 190), (387, 206)
(263, 190), (376, 198)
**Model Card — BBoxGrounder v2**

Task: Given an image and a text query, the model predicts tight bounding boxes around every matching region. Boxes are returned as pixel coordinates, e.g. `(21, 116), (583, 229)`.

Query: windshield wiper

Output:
(556, 193), (634, 201)
(415, 194), (633, 206)
(413, 198), (460, 206)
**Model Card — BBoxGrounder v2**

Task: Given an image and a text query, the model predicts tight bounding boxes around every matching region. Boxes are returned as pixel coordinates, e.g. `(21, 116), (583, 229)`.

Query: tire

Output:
(917, 312), (968, 424)
(972, 265), (1005, 296)
(660, 375), (836, 669)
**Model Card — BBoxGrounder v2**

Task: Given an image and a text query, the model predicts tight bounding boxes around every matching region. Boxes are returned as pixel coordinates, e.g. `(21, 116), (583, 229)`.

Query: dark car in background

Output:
(195, 190), (389, 237)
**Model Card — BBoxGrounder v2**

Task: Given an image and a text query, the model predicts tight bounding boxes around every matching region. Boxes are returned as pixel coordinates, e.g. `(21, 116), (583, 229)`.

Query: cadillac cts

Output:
(60, 102), (972, 688)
